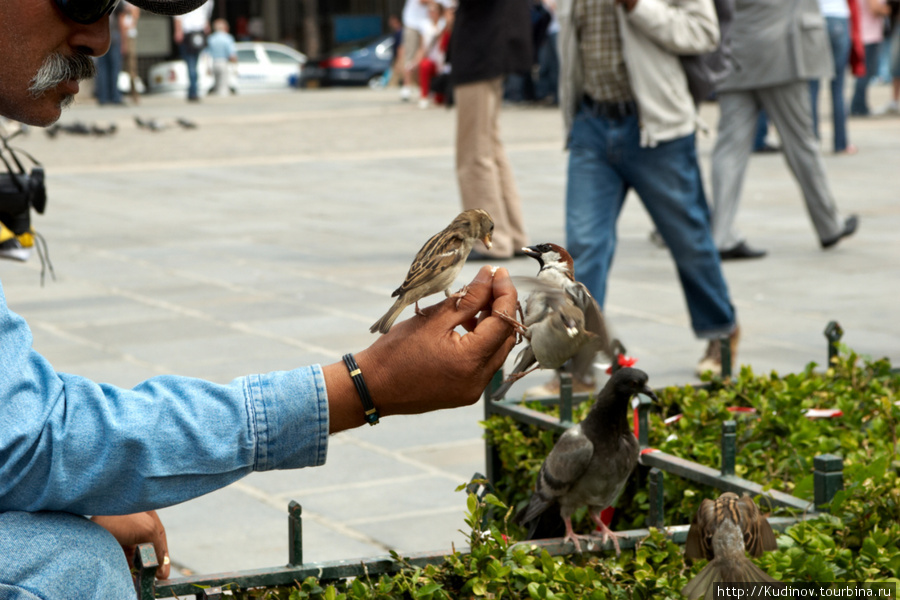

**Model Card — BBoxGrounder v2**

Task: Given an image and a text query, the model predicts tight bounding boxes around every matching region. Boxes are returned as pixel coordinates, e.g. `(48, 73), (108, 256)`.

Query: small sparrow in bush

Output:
(370, 209), (494, 334)
(682, 492), (779, 599)
(516, 367), (656, 554)
(489, 243), (613, 400)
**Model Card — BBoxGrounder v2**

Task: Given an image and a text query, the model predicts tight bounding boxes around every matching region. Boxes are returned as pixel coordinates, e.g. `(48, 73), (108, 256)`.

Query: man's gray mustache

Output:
(29, 53), (96, 98)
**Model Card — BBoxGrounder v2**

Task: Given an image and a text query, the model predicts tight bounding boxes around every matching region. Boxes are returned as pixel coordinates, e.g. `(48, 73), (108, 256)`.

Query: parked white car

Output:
(147, 42), (307, 95)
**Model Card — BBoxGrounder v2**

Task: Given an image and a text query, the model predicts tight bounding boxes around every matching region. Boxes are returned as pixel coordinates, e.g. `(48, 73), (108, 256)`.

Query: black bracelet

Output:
(342, 353), (380, 426)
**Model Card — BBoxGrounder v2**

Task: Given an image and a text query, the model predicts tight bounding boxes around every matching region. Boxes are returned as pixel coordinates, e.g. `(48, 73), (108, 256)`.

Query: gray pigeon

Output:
(516, 367), (657, 554)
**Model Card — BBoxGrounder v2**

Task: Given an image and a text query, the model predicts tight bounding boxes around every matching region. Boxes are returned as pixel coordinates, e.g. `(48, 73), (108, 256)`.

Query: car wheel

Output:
(368, 73), (385, 90)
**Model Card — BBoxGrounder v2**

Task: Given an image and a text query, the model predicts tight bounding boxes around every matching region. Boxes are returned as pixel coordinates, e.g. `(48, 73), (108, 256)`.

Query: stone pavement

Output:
(1, 84), (898, 587)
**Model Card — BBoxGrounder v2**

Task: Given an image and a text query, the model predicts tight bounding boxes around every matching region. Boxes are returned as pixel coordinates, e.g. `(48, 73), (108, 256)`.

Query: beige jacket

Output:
(558, 0), (720, 147)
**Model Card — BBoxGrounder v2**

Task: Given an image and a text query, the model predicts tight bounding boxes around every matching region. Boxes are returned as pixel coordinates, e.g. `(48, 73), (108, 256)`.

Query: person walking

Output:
(207, 18), (237, 96)
(451, 0), (532, 260)
(174, 0), (214, 101)
(809, 0), (857, 154)
(557, 0), (739, 381)
(710, 0), (859, 260)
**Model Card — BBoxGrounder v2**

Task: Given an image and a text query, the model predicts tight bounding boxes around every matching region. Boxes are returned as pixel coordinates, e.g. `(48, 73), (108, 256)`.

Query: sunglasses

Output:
(54, 0), (121, 25)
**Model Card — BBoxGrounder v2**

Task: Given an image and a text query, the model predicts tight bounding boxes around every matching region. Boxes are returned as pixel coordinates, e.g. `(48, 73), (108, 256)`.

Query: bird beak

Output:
(482, 233), (493, 250)
(522, 246), (541, 259)
(640, 385), (658, 402)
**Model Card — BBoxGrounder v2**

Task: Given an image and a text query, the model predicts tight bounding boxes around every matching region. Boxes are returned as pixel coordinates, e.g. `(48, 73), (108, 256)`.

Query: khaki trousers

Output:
(455, 77), (529, 258)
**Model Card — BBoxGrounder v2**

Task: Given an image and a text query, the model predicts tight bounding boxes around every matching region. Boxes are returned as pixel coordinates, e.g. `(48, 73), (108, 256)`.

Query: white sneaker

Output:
(418, 98), (430, 109)
(873, 100), (900, 116)
(400, 86), (411, 102)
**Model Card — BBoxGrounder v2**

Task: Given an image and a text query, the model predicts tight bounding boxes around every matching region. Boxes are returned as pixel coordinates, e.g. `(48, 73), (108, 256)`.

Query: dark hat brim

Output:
(127, 0), (210, 16)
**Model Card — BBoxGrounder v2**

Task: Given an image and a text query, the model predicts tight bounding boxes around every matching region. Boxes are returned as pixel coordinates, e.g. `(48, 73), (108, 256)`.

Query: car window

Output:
(266, 49), (299, 64)
(237, 48), (259, 63)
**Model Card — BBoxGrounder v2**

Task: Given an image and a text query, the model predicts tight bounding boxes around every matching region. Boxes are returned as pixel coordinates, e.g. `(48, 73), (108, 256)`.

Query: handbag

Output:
(184, 30), (207, 54)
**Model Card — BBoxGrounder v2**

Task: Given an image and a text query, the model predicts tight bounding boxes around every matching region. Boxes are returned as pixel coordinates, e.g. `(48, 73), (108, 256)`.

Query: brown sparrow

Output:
(370, 209), (494, 334)
(682, 492), (779, 599)
(489, 243), (613, 399)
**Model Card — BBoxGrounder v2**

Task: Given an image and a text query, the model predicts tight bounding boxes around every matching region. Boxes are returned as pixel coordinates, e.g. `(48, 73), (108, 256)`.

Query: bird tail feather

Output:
(370, 300), (405, 334)
(682, 557), (778, 600)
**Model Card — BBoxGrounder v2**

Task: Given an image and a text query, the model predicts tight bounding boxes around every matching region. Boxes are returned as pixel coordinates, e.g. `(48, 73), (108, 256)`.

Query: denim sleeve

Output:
(0, 282), (329, 515)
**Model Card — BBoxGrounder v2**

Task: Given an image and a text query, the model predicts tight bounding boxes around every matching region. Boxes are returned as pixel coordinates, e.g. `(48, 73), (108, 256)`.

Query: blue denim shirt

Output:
(0, 280), (330, 515)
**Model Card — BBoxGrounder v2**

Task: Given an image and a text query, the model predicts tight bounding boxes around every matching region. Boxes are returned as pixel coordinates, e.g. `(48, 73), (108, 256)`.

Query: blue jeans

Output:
(0, 511), (136, 599)
(94, 37), (122, 104)
(753, 109), (769, 150)
(850, 42), (883, 115)
(565, 105), (736, 339)
(809, 16), (850, 152)
(180, 42), (201, 100)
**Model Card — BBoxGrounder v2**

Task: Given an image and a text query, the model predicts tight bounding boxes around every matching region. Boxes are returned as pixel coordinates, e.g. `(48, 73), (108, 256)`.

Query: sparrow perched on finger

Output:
(516, 367), (657, 554)
(489, 243), (614, 400)
(370, 209), (494, 334)
(682, 492), (779, 599)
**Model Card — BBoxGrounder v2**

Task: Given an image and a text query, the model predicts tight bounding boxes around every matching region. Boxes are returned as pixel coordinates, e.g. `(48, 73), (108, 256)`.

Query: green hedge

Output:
(225, 351), (900, 599)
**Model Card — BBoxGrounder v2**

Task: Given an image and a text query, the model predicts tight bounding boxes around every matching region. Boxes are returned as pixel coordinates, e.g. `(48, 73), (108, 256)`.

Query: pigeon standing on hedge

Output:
(682, 492), (779, 599)
(516, 367), (656, 554)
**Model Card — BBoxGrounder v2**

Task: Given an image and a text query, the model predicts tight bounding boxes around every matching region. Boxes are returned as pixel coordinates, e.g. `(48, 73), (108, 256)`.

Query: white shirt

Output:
(402, 0), (431, 32)
(817, 0), (850, 18)
(176, 0), (214, 32)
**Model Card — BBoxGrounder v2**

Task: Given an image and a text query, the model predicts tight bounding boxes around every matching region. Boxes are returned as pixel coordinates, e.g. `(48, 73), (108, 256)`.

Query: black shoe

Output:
(719, 242), (767, 260)
(753, 143), (781, 154)
(821, 215), (859, 249)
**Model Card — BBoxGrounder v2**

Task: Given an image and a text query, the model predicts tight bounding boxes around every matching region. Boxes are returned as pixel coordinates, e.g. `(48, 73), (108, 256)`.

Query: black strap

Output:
(342, 353), (380, 426)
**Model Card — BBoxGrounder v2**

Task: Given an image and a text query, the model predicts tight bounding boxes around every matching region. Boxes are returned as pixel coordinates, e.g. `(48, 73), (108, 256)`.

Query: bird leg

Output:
(448, 285), (469, 309)
(562, 517), (596, 554)
(414, 301), (425, 317)
(492, 309), (529, 339)
(502, 365), (541, 385)
(589, 511), (623, 557)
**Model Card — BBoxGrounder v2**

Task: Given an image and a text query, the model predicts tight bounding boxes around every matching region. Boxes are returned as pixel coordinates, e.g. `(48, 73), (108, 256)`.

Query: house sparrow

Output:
(370, 209), (494, 334)
(517, 367), (657, 554)
(682, 492), (779, 599)
(489, 243), (613, 400)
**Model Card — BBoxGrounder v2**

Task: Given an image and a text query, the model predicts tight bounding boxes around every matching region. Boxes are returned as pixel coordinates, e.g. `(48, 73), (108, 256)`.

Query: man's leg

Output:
(0, 511), (136, 599)
(564, 107), (629, 308)
(627, 133), (736, 339)
(488, 77), (529, 254)
(759, 82), (845, 244)
(710, 91), (760, 252)
(456, 78), (514, 258)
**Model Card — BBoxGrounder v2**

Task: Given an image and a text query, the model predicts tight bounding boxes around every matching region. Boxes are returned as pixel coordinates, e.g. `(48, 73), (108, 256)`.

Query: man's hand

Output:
(91, 511), (170, 580)
(325, 266), (518, 432)
(615, 0), (639, 11)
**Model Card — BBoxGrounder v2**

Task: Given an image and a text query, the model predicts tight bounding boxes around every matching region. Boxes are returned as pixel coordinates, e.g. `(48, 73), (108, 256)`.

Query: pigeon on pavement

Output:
(517, 367), (656, 554)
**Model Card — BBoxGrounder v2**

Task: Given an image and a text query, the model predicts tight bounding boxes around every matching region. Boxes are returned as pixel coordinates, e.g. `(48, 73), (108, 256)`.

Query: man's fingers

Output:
(147, 511), (170, 580)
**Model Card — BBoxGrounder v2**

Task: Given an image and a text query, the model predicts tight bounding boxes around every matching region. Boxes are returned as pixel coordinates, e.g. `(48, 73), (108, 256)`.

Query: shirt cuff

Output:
(247, 365), (329, 471)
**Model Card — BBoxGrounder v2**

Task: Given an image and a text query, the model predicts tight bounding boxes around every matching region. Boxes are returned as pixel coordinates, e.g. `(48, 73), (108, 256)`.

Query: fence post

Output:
(288, 500), (303, 567)
(648, 468), (665, 529)
(814, 454), (844, 509)
(720, 334), (732, 378)
(824, 321), (843, 364)
(133, 543), (158, 600)
(559, 372), (573, 425)
(484, 370), (505, 484)
(721, 420), (736, 477)
(636, 394), (653, 448)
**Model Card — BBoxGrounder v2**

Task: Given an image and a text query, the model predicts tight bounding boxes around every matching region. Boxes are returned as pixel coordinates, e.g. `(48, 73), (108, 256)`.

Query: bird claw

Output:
(492, 309), (528, 337)
(451, 285), (469, 309)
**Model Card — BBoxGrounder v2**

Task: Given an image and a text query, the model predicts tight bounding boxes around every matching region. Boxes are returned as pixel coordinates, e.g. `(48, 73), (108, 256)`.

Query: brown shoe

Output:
(696, 325), (741, 377)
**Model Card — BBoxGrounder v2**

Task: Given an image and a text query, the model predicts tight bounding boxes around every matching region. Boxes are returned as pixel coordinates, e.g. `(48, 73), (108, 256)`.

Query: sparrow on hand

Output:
(682, 492), (779, 599)
(516, 367), (657, 554)
(489, 243), (613, 400)
(370, 209), (495, 334)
